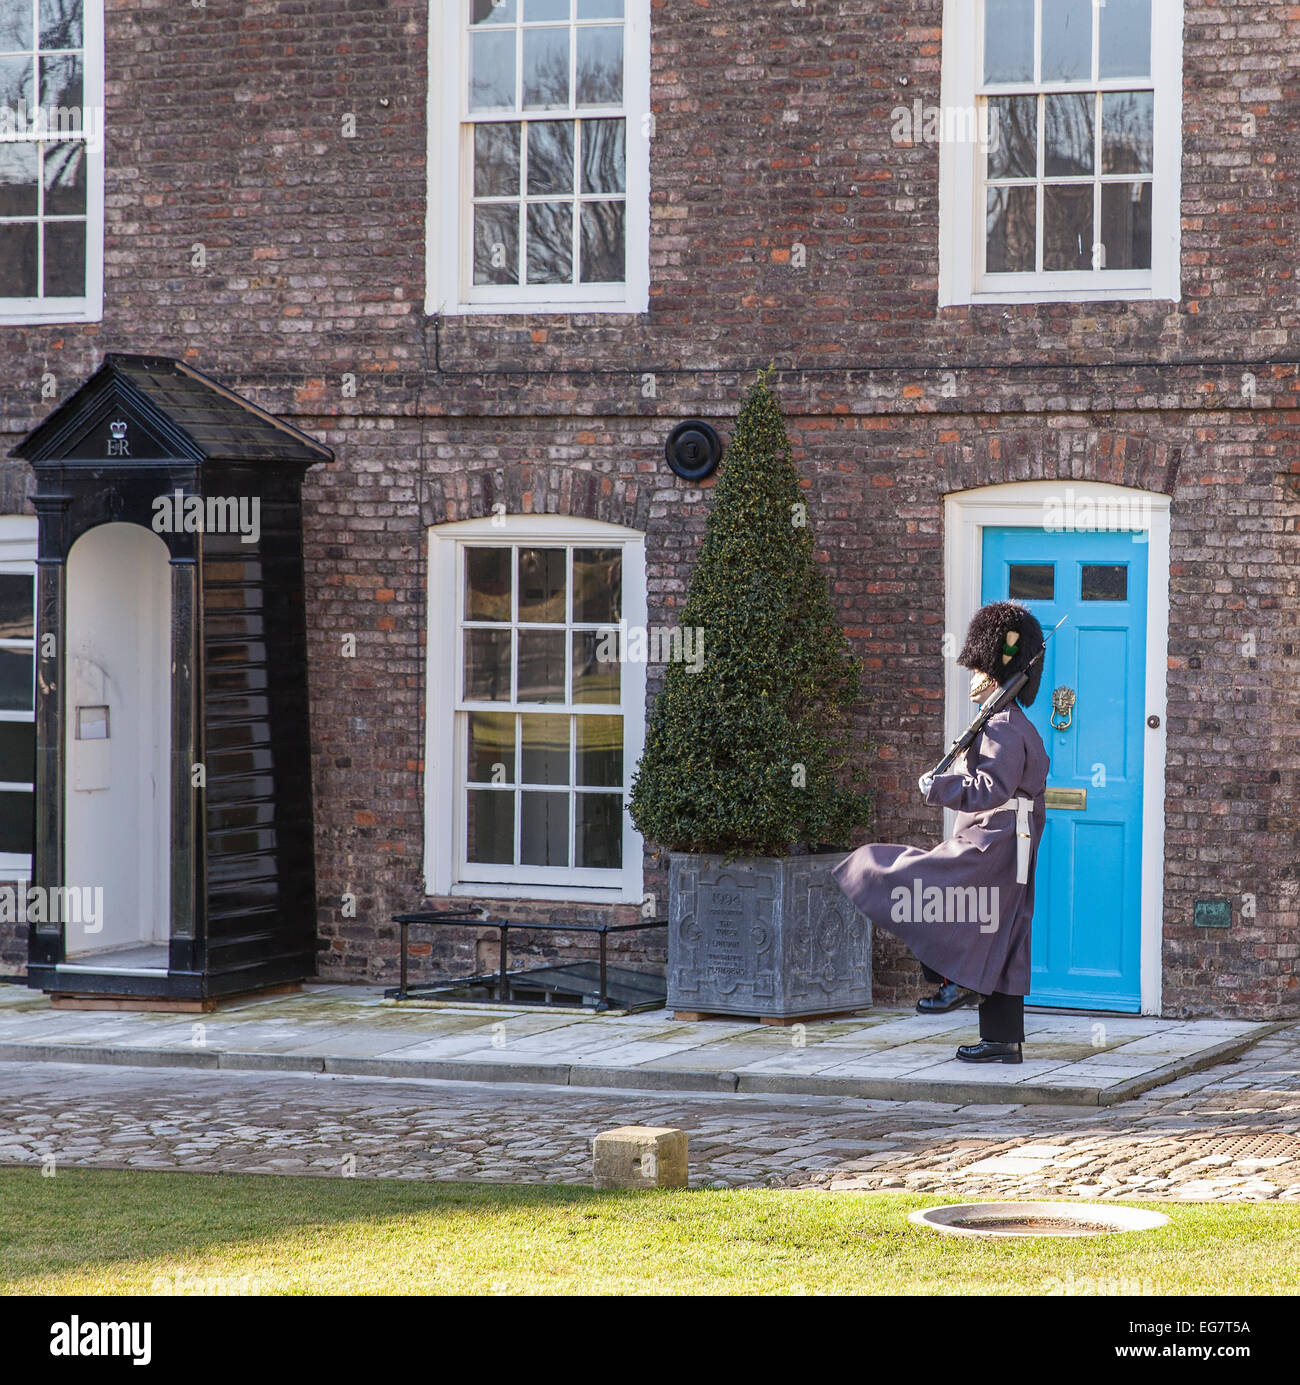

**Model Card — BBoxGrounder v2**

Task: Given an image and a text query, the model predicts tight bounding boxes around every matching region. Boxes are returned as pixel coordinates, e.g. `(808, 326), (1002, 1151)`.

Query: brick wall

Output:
(0, 0), (1295, 1016)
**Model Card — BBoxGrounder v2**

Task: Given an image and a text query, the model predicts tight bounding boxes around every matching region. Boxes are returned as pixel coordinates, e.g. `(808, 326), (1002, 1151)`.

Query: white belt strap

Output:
(990, 796), (1035, 884)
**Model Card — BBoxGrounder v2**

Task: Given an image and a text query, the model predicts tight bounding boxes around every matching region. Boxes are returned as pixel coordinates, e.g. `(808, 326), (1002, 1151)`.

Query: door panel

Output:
(981, 526), (1146, 1011)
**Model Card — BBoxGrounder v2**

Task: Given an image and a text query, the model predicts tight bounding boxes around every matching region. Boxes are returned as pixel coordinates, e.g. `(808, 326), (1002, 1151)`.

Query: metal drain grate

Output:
(950, 1216), (1117, 1236)
(1186, 1134), (1299, 1158)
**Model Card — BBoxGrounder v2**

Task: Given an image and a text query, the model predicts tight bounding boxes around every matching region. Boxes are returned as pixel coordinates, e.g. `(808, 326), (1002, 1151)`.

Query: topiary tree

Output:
(629, 368), (871, 857)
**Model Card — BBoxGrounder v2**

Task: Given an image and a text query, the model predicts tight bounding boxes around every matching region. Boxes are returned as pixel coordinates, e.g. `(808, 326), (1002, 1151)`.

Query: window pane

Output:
(43, 139), (85, 215)
(473, 122), (521, 197)
(575, 792), (621, 869)
(465, 546), (511, 620)
(580, 117), (624, 193)
(1099, 0), (1151, 79)
(0, 4), (33, 51)
(0, 650), (33, 710)
(579, 200), (624, 282)
(44, 219), (85, 296)
(467, 711), (515, 783)
(1100, 181), (1151, 269)
(578, 0), (623, 17)
(1102, 91), (1153, 174)
(517, 547), (565, 621)
(522, 26), (569, 108)
(986, 185), (1036, 272)
(40, 0), (84, 48)
(0, 54), (34, 111)
(0, 141), (38, 218)
(0, 790), (33, 856)
(1044, 92), (1094, 176)
(39, 50), (81, 109)
(576, 714), (621, 786)
(525, 199), (573, 282)
(1081, 564), (1128, 601)
(572, 547), (620, 622)
(983, 0), (1034, 83)
(986, 96), (1036, 179)
(472, 202), (519, 284)
(520, 712), (569, 783)
(470, 28), (516, 111)
(516, 629), (566, 701)
(464, 628), (512, 701)
(521, 790), (567, 865)
(0, 576), (34, 638)
(1008, 563), (1055, 600)
(466, 788), (514, 864)
(526, 119), (574, 194)
(472, 0), (517, 24)
(1041, 0), (1092, 81)
(0, 722), (34, 784)
(524, 0), (569, 18)
(1043, 183), (1093, 270)
(572, 629), (620, 703)
(576, 25), (621, 104)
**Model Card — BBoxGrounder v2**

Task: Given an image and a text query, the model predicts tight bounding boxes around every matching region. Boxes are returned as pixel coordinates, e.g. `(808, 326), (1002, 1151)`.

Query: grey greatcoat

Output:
(832, 703), (1051, 997)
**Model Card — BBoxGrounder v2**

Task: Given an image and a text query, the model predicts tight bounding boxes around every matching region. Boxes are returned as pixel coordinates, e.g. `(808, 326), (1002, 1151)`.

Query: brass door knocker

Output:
(1051, 685), (1076, 731)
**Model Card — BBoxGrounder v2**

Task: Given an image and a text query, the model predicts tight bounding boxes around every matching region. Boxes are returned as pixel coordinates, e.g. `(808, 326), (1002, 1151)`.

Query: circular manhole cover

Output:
(909, 1202), (1170, 1239)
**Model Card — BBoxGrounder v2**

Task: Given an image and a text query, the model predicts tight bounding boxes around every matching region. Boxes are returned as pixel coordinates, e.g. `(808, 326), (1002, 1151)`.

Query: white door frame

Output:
(944, 481), (1170, 1016)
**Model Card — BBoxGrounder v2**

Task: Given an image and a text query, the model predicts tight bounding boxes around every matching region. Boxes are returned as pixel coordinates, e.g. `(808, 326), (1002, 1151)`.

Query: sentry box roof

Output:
(11, 353), (334, 467)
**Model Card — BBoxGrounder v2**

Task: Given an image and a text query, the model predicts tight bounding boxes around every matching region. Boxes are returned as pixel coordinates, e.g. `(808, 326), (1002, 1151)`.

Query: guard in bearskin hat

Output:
(832, 601), (1050, 1063)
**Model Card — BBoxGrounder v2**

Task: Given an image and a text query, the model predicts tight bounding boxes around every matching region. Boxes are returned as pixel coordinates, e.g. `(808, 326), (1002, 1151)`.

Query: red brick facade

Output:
(0, 0), (1296, 1016)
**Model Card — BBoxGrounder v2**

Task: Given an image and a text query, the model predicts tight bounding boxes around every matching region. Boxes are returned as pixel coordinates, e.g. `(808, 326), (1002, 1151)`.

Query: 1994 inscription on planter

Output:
(668, 853), (871, 1019)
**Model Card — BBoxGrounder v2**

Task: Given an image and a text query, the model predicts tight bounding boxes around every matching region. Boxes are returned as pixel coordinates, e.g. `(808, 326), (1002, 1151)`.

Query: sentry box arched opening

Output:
(10, 354), (331, 1007)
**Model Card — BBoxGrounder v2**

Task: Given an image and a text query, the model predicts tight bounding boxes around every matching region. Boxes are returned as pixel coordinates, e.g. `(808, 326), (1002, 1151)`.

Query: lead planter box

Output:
(667, 852), (871, 1020)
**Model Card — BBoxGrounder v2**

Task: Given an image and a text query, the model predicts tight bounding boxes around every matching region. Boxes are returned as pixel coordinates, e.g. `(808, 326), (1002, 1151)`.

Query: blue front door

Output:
(981, 528), (1147, 1012)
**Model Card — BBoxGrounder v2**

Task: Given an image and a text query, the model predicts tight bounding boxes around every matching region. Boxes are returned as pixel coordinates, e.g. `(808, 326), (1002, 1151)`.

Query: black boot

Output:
(956, 1040), (1023, 1064)
(917, 980), (982, 1014)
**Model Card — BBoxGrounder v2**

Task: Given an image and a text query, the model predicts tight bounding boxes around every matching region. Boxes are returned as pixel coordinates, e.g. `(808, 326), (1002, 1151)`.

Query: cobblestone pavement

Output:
(1, 1024), (1298, 1201)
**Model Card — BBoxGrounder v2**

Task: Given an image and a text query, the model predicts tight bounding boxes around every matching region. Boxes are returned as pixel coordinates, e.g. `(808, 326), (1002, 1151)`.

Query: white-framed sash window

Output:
(0, 517), (37, 879)
(0, 0), (104, 324)
(940, 0), (1182, 305)
(425, 516), (646, 902)
(426, 0), (650, 316)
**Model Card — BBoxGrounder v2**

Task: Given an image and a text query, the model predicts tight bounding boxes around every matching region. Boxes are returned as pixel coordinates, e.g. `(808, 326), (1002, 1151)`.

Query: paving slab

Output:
(0, 982), (1284, 1106)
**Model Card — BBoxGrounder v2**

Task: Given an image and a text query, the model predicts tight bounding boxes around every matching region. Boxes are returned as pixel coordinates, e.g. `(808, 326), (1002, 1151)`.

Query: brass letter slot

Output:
(1045, 787), (1087, 810)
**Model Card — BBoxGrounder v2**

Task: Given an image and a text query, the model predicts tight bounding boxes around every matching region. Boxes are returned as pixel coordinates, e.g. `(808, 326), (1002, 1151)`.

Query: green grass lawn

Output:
(2, 1167), (1298, 1296)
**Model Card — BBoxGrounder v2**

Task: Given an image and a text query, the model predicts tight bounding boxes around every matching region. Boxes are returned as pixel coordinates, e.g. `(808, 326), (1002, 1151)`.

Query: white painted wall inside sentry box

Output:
(63, 523), (172, 962)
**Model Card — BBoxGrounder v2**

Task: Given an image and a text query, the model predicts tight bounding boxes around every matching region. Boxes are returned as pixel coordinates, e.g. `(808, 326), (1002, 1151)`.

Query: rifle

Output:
(928, 615), (1067, 778)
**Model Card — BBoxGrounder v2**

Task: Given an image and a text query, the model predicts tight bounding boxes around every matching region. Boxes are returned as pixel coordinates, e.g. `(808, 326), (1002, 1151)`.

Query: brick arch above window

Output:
(420, 462), (653, 532)
(940, 430), (1181, 497)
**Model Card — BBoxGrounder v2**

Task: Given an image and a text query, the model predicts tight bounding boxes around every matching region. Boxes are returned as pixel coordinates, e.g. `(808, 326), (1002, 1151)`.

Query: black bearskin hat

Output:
(958, 601), (1046, 707)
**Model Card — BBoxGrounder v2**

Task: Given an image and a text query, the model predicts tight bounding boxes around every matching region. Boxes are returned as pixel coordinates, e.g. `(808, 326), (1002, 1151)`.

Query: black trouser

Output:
(921, 964), (1024, 1043)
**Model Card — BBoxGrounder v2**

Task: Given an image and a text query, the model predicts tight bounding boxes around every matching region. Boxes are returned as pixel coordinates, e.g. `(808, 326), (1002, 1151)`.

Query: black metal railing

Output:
(387, 907), (668, 1012)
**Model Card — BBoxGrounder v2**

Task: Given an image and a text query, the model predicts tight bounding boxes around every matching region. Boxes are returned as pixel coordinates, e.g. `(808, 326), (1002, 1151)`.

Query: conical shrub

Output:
(629, 369), (871, 857)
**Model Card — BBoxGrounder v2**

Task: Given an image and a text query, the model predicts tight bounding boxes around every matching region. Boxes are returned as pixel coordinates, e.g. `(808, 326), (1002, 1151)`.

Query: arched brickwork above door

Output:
(420, 463), (653, 533)
(939, 428), (1182, 498)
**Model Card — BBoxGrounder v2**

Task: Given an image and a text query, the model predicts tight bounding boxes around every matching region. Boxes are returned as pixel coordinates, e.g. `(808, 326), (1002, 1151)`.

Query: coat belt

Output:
(988, 796), (1035, 884)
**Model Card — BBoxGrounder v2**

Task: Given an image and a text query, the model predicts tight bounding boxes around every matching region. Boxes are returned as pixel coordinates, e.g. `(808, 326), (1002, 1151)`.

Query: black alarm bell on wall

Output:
(664, 419), (723, 481)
